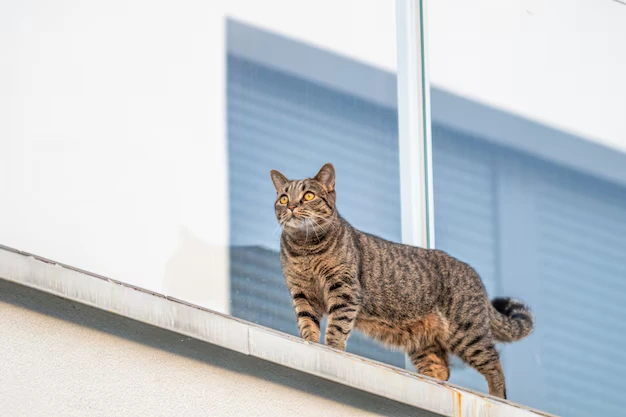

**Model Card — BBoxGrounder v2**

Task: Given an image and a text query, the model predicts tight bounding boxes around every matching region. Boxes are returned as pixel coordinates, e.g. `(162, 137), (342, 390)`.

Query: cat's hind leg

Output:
(408, 343), (450, 381)
(450, 328), (506, 398)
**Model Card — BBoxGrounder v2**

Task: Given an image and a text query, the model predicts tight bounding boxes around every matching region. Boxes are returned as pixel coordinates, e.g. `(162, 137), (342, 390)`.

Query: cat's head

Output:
(270, 163), (337, 233)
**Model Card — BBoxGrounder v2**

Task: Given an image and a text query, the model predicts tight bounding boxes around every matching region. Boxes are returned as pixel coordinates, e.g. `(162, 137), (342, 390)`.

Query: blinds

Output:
(534, 166), (626, 417)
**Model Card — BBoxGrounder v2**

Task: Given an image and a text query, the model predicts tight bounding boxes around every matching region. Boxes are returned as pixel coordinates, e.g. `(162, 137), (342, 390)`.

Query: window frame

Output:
(396, 0), (435, 251)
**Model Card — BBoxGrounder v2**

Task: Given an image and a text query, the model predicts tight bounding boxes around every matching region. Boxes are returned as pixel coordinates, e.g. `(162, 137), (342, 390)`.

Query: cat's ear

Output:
(314, 163), (335, 192)
(270, 169), (289, 191)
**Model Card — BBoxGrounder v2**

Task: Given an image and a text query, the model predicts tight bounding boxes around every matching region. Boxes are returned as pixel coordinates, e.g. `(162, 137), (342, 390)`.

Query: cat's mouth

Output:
(285, 217), (305, 228)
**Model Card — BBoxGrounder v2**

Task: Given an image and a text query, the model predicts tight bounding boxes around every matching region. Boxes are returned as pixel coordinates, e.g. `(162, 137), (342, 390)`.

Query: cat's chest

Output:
(286, 255), (340, 294)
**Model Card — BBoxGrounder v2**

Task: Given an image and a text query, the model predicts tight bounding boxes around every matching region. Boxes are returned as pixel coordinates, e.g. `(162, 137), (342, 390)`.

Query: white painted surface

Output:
(0, 0), (231, 311)
(0, 246), (556, 417)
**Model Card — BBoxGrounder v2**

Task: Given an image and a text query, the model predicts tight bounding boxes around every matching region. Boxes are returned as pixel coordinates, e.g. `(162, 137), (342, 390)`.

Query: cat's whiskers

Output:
(308, 217), (322, 242)
(309, 217), (326, 236)
(308, 213), (330, 232)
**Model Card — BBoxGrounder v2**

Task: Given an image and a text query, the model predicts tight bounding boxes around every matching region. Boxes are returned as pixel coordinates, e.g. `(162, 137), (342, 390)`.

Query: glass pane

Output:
(429, 1), (626, 415)
(0, 0), (404, 372)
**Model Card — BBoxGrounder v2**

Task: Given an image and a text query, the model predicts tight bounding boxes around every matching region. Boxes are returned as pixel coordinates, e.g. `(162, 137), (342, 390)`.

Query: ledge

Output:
(0, 244), (556, 417)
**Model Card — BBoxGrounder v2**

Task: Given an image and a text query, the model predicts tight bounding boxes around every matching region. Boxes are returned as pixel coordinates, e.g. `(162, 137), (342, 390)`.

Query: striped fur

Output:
(270, 163), (534, 399)
(490, 297), (534, 342)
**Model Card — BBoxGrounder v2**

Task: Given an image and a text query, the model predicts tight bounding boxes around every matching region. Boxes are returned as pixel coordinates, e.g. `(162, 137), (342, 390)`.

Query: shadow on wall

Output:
(162, 228), (229, 314)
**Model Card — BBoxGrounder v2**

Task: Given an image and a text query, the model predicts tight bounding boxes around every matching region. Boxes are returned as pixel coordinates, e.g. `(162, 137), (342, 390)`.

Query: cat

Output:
(270, 163), (534, 399)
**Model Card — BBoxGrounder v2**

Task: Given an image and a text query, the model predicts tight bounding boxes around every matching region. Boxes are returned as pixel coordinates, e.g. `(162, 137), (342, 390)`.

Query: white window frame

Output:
(396, 0), (435, 251)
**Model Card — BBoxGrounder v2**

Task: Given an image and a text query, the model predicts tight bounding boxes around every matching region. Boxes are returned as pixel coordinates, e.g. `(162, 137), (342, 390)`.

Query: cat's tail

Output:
(489, 297), (534, 342)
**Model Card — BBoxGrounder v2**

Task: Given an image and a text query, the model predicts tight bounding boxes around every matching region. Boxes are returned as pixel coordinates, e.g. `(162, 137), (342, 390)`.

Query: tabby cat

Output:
(270, 163), (534, 399)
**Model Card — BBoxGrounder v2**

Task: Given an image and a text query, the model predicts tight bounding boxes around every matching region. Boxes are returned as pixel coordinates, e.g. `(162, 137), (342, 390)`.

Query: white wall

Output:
(0, 0), (396, 313)
(1, 0), (624, 312)
(0, 279), (429, 417)
(0, 0), (231, 311)
(427, 0), (626, 153)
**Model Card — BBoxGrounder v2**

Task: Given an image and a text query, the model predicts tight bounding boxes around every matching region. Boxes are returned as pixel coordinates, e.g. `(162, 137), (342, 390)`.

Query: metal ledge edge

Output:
(0, 245), (557, 417)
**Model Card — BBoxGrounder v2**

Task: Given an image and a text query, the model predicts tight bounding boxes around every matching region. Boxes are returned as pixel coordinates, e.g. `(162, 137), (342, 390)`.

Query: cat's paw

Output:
(325, 341), (347, 351)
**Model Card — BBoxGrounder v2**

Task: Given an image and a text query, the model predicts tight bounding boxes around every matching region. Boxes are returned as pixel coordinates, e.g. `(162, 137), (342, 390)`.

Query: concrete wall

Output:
(0, 279), (436, 417)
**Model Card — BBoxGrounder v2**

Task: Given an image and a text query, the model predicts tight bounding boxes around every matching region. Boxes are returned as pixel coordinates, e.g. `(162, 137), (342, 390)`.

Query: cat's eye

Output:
(303, 192), (315, 201)
(279, 195), (289, 204)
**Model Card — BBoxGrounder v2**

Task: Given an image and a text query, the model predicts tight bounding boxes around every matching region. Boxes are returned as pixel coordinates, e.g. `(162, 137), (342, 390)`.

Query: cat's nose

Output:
(288, 204), (298, 212)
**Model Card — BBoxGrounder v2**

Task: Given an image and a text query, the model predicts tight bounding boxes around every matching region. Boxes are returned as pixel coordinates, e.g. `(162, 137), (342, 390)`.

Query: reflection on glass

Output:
(432, 94), (626, 416)
(226, 20), (404, 367)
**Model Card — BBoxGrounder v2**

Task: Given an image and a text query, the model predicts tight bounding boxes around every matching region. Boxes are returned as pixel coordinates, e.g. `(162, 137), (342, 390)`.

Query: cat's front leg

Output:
(289, 287), (322, 343)
(323, 275), (361, 351)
